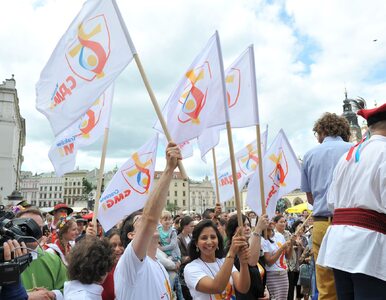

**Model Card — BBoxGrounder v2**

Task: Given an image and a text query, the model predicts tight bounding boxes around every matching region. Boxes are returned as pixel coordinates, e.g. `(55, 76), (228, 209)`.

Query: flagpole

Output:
(212, 148), (221, 204)
(111, 0), (188, 180)
(215, 32), (243, 228)
(249, 45), (266, 216)
(92, 127), (109, 226)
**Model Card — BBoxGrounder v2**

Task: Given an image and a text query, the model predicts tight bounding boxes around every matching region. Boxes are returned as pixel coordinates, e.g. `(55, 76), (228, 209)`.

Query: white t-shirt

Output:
(262, 232), (288, 272)
(317, 135), (386, 281)
(114, 243), (172, 300)
(184, 258), (237, 300)
(64, 280), (102, 300)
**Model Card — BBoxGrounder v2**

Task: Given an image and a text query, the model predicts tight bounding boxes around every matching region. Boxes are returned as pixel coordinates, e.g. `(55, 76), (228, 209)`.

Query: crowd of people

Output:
(1, 103), (385, 300)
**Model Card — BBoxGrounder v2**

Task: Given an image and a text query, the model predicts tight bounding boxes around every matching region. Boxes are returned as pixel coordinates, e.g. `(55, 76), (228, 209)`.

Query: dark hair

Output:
(107, 229), (120, 240)
(313, 112), (351, 142)
(202, 208), (215, 220)
(188, 220), (224, 260)
(120, 210), (142, 248)
(180, 216), (194, 229)
(291, 220), (304, 233)
(67, 236), (114, 284)
(273, 214), (285, 223)
(225, 214), (248, 250)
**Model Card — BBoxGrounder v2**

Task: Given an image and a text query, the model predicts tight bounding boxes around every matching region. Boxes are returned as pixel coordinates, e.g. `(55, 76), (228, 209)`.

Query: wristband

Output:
(226, 253), (235, 259)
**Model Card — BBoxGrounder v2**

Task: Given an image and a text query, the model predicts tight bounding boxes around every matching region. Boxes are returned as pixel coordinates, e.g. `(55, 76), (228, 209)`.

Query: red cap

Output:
(358, 102), (386, 126)
(82, 212), (94, 220)
(49, 203), (73, 215)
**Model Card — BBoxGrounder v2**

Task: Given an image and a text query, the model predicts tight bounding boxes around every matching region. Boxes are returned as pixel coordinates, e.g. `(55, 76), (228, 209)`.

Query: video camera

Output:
(0, 205), (42, 285)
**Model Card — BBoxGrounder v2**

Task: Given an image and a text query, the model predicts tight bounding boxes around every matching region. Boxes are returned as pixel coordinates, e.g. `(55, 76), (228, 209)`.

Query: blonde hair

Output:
(160, 210), (172, 220)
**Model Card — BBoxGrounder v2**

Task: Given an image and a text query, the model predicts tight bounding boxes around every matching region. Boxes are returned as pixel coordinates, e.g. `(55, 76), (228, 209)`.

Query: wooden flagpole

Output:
(92, 127), (109, 226)
(215, 32), (243, 228)
(111, 0), (188, 180)
(249, 45), (266, 216)
(212, 148), (221, 204)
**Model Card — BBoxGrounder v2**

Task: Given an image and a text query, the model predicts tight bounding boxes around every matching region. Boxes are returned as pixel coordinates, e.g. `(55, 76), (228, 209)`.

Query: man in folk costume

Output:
(317, 103), (386, 299)
(301, 113), (352, 300)
(48, 203), (73, 243)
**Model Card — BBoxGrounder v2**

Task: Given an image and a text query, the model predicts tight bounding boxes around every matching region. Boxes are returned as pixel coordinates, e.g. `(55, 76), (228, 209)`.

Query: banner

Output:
(213, 129), (267, 203)
(154, 32), (226, 144)
(197, 45), (260, 159)
(49, 85), (113, 176)
(36, 0), (135, 135)
(98, 135), (158, 231)
(246, 129), (301, 218)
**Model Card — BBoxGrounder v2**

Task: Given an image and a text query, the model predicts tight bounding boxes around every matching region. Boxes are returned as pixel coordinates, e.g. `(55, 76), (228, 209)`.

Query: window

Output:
(60, 187), (62, 191)
(183, 200), (186, 206)
(49, 186), (52, 191)
(174, 182), (177, 187)
(174, 199), (177, 205)
(55, 186), (57, 191)
(174, 191), (177, 197)
(44, 186), (47, 191)
(183, 182), (185, 187)
(183, 191), (186, 196)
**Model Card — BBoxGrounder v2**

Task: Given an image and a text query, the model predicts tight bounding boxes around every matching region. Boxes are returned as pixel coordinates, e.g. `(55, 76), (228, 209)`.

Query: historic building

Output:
(189, 176), (216, 214)
(63, 169), (88, 207)
(0, 76), (26, 205)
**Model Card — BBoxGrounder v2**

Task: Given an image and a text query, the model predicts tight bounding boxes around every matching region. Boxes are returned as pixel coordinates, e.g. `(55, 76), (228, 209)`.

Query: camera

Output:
(0, 206), (42, 285)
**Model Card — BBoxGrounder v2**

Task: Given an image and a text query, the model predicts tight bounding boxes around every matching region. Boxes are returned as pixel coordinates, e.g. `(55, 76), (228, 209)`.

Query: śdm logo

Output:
(225, 68), (241, 108)
(121, 152), (153, 194)
(75, 93), (105, 139)
(178, 61), (212, 125)
(238, 144), (258, 176)
(66, 14), (111, 81)
(265, 149), (288, 206)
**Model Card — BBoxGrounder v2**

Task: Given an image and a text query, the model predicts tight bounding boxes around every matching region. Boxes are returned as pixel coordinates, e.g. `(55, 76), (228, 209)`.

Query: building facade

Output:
(63, 169), (88, 207)
(37, 172), (64, 208)
(0, 76), (25, 205)
(189, 176), (216, 214)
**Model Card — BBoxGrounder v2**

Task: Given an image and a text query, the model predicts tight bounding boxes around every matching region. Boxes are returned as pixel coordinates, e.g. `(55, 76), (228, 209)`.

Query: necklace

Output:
(155, 259), (172, 300)
(199, 258), (222, 277)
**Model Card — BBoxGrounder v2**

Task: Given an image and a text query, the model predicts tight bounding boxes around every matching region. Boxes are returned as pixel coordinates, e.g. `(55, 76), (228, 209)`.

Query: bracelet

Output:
(252, 231), (262, 237)
(226, 253), (235, 259)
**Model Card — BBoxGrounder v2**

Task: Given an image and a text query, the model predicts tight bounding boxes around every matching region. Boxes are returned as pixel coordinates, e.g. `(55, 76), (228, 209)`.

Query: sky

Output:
(1, 0), (385, 180)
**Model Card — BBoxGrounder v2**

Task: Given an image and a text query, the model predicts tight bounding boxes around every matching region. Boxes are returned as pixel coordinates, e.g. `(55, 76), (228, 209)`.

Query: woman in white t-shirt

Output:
(262, 221), (293, 300)
(184, 219), (250, 300)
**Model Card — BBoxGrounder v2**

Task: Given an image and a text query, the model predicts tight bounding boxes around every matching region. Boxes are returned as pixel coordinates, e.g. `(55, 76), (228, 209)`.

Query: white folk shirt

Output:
(317, 135), (386, 281)
(184, 258), (237, 300)
(262, 232), (288, 272)
(114, 243), (172, 300)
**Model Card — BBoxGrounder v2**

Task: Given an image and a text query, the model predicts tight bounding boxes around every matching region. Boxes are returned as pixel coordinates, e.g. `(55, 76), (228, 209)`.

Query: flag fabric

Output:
(213, 129), (267, 203)
(246, 129), (301, 219)
(154, 32), (226, 144)
(98, 135), (158, 231)
(36, 0), (135, 136)
(197, 45), (260, 159)
(49, 85), (114, 176)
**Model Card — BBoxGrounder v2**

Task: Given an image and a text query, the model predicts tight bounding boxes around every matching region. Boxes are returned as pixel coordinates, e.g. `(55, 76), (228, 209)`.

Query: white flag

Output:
(213, 129), (267, 203)
(36, 0), (135, 136)
(154, 32), (226, 144)
(246, 129), (301, 219)
(98, 135), (158, 231)
(49, 85), (113, 176)
(197, 45), (260, 159)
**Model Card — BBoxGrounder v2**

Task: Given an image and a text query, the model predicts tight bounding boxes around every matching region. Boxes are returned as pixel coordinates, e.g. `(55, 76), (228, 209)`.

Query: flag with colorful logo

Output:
(246, 129), (301, 218)
(48, 85), (113, 176)
(197, 45), (260, 160)
(36, 0), (135, 136)
(213, 129), (267, 203)
(154, 32), (226, 144)
(98, 135), (158, 231)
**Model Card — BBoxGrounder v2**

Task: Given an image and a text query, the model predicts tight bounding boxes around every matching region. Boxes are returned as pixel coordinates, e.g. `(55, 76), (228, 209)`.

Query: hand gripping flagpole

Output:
(111, 0), (188, 180)
(249, 45), (266, 216)
(215, 32), (243, 228)
(212, 148), (221, 204)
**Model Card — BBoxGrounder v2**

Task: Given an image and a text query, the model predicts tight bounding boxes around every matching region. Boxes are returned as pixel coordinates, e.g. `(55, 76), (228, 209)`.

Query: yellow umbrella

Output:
(285, 202), (313, 213)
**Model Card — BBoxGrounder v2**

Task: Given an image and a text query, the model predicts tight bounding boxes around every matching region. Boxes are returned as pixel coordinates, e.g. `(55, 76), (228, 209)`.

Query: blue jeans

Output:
(333, 269), (386, 300)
